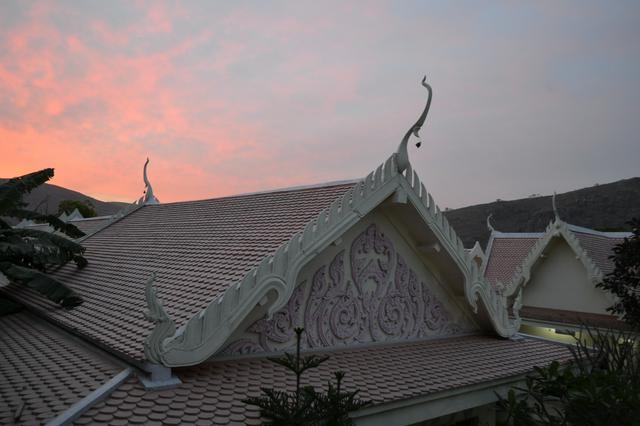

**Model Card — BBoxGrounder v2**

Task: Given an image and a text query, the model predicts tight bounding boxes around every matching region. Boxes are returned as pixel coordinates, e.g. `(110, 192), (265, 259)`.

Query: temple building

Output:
(479, 205), (629, 343)
(1, 82), (584, 425)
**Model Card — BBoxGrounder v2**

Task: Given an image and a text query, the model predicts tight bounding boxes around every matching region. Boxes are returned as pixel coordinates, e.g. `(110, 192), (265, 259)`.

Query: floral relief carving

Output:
(221, 224), (466, 355)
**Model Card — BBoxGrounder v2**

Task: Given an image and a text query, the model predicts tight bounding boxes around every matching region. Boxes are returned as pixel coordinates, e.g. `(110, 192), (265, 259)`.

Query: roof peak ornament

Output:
(143, 272), (175, 363)
(552, 191), (560, 220)
(486, 214), (496, 233)
(396, 75), (432, 173)
(143, 158), (160, 205)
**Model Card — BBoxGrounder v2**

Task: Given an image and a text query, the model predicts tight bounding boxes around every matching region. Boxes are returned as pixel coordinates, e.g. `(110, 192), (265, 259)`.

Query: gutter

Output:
(351, 374), (527, 426)
(45, 368), (133, 426)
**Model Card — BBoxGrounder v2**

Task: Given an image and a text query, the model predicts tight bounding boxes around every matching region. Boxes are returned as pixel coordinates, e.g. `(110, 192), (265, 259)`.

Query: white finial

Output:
(486, 213), (496, 233)
(396, 76), (432, 174)
(143, 158), (160, 205)
(552, 191), (559, 220)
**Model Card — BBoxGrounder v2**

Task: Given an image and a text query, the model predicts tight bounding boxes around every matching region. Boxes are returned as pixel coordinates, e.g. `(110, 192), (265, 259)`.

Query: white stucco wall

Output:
(522, 239), (610, 314)
(220, 209), (479, 355)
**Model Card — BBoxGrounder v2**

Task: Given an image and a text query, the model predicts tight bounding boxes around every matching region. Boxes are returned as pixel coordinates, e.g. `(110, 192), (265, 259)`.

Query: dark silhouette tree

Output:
(498, 327), (640, 425)
(597, 217), (640, 329)
(244, 328), (369, 425)
(57, 199), (97, 218)
(0, 169), (87, 315)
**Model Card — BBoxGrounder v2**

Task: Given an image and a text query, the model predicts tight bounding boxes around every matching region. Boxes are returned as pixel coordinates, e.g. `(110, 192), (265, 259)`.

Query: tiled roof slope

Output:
(573, 232), (624, 275)
(484, 236), (540, 287)
(484, 227), (627, 288)
(2, 183), (355, 362)
(72, 216), (113, 236)
(77, 335), (571, 425)
(520, 306), (626, 329)
(0, 311), (122, 425)
(12, 216), (112, 238)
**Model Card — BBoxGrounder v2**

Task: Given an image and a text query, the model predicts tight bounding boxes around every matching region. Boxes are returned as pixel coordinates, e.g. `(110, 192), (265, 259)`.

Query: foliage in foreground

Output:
(58, 198), (97, 218)
(597, 217), (640, 329)
(0, 169), (87, 314)
(243, 328), (370, 425)
(498, 327), (640, 426)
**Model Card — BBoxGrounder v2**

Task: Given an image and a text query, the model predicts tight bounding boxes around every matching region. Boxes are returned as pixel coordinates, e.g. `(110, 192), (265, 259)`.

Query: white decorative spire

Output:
(143, 272), (175, 363)
(143, 158), (160, 205)
(396, 75), (432, 173)
(552, 191), (560, 220)
(486, 213), (496, 233)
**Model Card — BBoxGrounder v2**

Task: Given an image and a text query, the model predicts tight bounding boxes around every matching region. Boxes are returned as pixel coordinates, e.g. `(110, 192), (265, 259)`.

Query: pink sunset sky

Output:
(1, 1), (639, 208)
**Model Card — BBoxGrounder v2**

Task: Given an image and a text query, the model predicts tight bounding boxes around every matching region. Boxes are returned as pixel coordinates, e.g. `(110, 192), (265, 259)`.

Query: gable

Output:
(220, 214), (477, 356)
(141, 153), (520, 367)
(523, 239), (611, 315)
(1, 182), (355, 362)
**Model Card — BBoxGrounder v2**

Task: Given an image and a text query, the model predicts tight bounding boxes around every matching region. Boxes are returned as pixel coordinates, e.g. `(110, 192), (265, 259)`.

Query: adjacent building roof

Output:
(484, 234), (542, 287)
(483, 224), (628, 289)
(1, 182), (355, 362)
(76, 335), (572, 425)
(14, 215), (113, 238)
(0, 311), (123, 425)
(519, 306), (628, 329)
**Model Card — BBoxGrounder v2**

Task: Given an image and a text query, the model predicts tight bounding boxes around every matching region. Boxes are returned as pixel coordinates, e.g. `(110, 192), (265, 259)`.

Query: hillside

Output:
(444, 177), (640, 248)
(5, 175), (638, 248)
(1, 179), (129, 223)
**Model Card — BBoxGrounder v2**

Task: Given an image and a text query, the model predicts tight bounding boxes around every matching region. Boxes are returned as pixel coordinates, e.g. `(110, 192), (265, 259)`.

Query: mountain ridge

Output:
(0, 178), (129, 223)
(444, 177), (640, 248)
(4, 175), (639, 247)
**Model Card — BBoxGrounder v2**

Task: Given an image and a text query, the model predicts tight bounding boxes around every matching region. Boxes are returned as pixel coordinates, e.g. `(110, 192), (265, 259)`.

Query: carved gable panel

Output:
(221, 221), (473, 356)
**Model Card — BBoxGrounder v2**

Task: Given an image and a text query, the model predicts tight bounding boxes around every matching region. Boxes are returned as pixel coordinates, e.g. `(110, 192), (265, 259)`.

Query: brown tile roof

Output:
(484, 236), (539, 287)
(0, 311), (122, 425)
(12, 216), (112, 238)
(484, 227), (627, 287)
(1, 182), (355, 362)
(77, 335), (571, 425)
(72, 216), (113, 236)
(520, 305), (626, 329)
(573, 232), (624, 275)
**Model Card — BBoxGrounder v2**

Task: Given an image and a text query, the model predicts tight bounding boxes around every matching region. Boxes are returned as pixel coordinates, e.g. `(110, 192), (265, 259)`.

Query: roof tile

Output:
(77, 335), (571, 425)
(0, 312), (121, 425)
(2, 183), (354, 361)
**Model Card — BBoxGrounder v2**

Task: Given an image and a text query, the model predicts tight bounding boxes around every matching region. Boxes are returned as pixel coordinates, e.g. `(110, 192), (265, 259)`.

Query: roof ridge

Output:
(68, 215), (113, 222)
(77, 202), (145, 243)
(147, 179), (360, 207)
(503, 219), (605, 298)
(491, 232), (546, 238)
(143, 153), (521, 367)
(567, 223), (631, 238)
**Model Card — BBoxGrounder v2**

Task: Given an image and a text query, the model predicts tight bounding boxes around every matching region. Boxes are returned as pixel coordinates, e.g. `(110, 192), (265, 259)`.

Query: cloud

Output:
(1, 0), (639, 209)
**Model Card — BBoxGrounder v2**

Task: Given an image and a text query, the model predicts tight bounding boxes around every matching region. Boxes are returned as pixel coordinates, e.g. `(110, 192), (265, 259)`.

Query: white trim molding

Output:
(143, 154), (521, 367)
(503, 218), (605, 299)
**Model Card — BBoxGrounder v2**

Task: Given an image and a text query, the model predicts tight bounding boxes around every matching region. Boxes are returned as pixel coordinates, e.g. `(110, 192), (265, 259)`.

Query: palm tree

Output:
(0, 168), (87, 315)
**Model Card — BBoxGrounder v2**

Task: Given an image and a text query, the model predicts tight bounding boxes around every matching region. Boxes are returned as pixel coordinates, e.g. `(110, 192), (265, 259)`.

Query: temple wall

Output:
(523, 240), (610, 314)
(220, 211), (476, 356)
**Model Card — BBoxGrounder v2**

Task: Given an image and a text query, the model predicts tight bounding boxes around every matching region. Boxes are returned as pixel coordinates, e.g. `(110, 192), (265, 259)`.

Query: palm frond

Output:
(0, 169), (54, 214)
(8, 209), (85, 239)
(0, 262), (82, 308)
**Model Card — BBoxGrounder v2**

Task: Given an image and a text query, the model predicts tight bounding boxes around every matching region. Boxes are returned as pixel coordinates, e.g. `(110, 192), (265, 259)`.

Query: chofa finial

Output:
(486, 213), (496, 233)
(396, 76), (432, 173)
(143, 158), (160, 205)
(552, 191), (560, 220)
(143, 272), (175, 363)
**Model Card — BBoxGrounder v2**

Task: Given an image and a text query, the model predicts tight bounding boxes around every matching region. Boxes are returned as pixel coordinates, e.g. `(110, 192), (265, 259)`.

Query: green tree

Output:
(244, 328), (369, 425)
(498, 327), (640, 426)
(0, 169), (87, 315)
(58, 199), (97, 218)
(597, 217), (640, 329)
